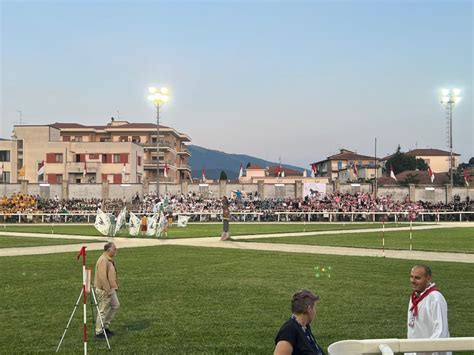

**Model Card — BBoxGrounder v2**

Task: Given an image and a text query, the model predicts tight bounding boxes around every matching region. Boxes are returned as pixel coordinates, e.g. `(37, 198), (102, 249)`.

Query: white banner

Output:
(303, 183), (326, 198)
(94, 209), (111, 236)
(128, 211), (141, 236)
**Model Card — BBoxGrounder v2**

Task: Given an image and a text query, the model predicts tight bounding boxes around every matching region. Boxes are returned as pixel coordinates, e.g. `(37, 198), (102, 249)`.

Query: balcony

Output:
(177, 147), (191, 156)
(141, 141), (173, 149)
(177, 164), (191, 171)
(67, 161), (99, 173)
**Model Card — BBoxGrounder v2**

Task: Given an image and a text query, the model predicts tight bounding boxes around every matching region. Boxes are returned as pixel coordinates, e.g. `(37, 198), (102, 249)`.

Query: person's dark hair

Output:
(413, 264), (432, 277)
(291, 289), (320, 314)
(104, 242), (114, 252)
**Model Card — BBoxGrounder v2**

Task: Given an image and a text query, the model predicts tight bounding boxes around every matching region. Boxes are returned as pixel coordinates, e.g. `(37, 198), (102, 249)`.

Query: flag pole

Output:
(78, 247), (88, 355)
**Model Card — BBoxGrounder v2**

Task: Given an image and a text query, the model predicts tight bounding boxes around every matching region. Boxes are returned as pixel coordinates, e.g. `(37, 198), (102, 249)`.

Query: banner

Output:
(177, 215), (190, 228)
(303, 183), (326, 198)
(146, 214), (158, 236)
(114, 207), (127, 236)
(94, 209), (111, 236)
(128, 211), (141, 236)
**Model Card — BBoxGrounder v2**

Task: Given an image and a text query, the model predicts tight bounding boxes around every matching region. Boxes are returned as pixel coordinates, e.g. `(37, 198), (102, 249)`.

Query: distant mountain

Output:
(188, 145), (305, 180)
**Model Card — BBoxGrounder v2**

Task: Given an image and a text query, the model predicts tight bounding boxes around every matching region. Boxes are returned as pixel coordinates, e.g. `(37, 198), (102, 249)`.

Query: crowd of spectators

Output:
(0, 192), (472, 219)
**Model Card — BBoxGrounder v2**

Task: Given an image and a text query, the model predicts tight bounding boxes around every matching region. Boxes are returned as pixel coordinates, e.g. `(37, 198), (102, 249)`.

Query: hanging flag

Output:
(202, 167), (206, 182)
(122, 163), (126, 181)
(390, 165), (397, 181)
(238, 163), (243, 179)
(464, 168), (470, 187)
(114, 207), (127, 236)
(311, 163), (317, 178)
(146, 214), (158, 236)
(37, 160), (45, 176)
(428, 166), (434, 183)
(353, 163), (358, 177)
(164, 162), (169, 178)
(281, 170), (285, 178)
(303, 169), (307, 178)
(83, 161), (87, 177)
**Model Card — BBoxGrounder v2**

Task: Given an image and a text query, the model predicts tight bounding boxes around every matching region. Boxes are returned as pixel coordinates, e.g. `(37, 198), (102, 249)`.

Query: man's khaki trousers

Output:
(95, 289), (120, 334)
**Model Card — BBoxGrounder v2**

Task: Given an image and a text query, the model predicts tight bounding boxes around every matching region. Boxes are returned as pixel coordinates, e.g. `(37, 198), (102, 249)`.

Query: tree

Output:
(469, 157), (474, 166)
(385, 145), (428, 174)
(219, 170), (228, 181)
(246, 162), (252, 169)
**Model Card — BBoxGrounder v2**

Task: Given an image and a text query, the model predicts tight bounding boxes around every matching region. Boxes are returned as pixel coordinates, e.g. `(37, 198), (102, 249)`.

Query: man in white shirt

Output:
(407, 265), (451, 355)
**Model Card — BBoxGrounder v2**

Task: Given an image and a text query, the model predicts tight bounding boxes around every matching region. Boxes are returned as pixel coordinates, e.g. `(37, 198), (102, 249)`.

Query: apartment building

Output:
(312, 149), (379, 181)
(0, 119), (191, 184)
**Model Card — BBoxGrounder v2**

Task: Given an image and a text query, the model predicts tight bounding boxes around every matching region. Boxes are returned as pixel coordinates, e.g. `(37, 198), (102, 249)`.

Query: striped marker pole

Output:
(77, 247), (88, 355)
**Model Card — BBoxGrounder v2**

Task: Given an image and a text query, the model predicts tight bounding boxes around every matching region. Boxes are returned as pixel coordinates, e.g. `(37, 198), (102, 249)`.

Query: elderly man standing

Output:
(94, 242), (120, 338)
(407, 265), (451, 355)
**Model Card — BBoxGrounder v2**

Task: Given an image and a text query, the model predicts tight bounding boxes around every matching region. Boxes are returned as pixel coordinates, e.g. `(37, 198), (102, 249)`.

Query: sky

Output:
(1, 0), (472, 168)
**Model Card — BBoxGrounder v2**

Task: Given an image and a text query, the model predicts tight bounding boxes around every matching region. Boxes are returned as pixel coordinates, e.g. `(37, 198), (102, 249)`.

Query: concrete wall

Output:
(0, 181), (472, 202)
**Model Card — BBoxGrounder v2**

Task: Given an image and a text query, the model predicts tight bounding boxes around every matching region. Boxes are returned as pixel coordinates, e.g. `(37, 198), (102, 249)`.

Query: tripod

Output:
(56, 286), (111, 352)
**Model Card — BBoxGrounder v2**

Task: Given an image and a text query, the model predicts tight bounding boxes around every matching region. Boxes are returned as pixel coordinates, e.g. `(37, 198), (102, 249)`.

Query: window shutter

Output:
(46, 153), (56, 163)
(120, 153), (128, 164)
(113, 174), (122, 184)
(47, 174), (56, 184)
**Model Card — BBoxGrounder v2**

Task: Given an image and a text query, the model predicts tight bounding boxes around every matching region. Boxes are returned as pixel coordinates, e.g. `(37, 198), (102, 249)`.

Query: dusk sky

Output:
(1, 0), (472, 168)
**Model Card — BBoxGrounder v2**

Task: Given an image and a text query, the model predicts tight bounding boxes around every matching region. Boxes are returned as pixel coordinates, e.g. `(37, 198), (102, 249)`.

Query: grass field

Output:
(243, 227), (474, 253)
(0, 245), (473, 354)
(0, 222), (422, 239)
(0, 235), (101, 248)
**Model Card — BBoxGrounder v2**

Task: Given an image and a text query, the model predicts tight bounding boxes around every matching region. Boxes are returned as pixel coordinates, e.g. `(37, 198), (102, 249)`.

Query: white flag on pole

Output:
(94, 209), (111, 236)
(128, 211), (141, 236)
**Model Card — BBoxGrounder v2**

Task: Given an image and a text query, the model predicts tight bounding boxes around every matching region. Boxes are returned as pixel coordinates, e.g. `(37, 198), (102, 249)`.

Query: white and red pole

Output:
(77, 246), (88, 355)
(382, 220), (385, 258)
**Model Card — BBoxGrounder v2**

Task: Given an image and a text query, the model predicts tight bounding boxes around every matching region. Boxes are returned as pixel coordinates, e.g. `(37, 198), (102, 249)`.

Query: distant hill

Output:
(188, 145), (305, 180)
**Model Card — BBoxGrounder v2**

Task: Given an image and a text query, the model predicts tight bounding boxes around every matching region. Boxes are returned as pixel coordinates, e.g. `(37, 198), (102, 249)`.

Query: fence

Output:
(328, 337), (474, 355)
(1, 211), (473, 224)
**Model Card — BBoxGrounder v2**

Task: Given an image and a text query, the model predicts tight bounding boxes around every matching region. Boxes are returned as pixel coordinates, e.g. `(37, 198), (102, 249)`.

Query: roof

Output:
(406, 148), (460, 157)
(313, 149), (378, 164)
(50, 122), (171, 130)
(268, 165), (302, 176)
(246, 164), (263, 170)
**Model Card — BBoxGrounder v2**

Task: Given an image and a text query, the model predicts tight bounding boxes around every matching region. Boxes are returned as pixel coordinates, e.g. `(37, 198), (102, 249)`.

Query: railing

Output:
(177, 164), (191, 170)
(328, 337), (474, 355)
(0, 211), (473, 224)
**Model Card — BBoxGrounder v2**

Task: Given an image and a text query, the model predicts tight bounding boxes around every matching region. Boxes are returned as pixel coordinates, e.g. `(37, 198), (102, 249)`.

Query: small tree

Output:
(385, 145), (428, 174)
(219, 171), (228, 181)
(246, 162), (252, 169)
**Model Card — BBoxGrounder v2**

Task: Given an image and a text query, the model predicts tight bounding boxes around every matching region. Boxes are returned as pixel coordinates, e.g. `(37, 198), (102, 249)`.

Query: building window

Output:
(71, 136), (83, 142)
(337, 161), (342, 170)
(0, 151), (10, 162)
(0, 171), (10, 183)
(55, 154), (63, 163)
(89, 153), (99, 159)
(113, 154), (121, 163)
(138, 156), (142, 166)
(132, 136), (141, 143)
(63, 136), (71, 142)
(119, 136), (128, 142)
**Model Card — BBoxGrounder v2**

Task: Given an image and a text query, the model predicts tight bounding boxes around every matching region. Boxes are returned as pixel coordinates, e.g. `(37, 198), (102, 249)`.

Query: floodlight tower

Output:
(148, 87), (170, 197)
(440, 89), (461, 187)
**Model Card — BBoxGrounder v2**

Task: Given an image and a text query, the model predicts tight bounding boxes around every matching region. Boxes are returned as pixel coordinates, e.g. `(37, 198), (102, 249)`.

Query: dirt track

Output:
(0, 223), (472, 263)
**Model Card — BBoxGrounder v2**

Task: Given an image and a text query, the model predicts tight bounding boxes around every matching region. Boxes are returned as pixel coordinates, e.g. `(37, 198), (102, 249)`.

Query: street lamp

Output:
(440, 88), (461, 187)
(148, 86), (170, 197)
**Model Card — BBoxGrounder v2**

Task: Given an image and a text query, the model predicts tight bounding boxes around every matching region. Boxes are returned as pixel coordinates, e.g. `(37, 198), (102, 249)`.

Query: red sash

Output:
(410, 284), (439, 317)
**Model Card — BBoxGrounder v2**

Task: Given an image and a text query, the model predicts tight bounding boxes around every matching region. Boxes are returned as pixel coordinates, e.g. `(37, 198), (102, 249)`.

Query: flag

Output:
(128, 212), (141, 236)
(238, 163), (243, 179)
(302, 169), (307, 178)
(122, 163), (126, 181)
(146, 214), (158, 236)
(76, 246), (86, 261)
(164, 162), (169, 178)
(464, 168), (470, 187)
(276, 165), (282, 177)
(202, 167), (206, 182)
(177, 215), (190, 227)
(83, 161), (87, 177)
(428, 166), (434, 183)
(390, 165), (397, 181)
(311, 163), (317, 178)
(114, 207), (127, 236)
(37, 160), (45, 176)
(281, 170), (285, 178)
(353, 164), (358, 177)
(94, 209), (111, 236)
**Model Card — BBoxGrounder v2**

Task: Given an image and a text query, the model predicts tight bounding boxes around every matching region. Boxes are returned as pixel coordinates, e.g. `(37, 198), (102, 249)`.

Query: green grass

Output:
(243, 227), (474, 253)
(0, 222), (421, 239)
(0, 235), (102, 248)
(0, 245), (472, 354)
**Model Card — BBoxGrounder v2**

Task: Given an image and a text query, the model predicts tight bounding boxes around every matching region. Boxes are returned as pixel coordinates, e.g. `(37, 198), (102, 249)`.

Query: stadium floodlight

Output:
(440, 88), (461, 187)
(147, 86), (170, 196)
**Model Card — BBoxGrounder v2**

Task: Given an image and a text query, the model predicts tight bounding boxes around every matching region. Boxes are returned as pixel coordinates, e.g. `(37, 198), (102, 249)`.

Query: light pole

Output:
(440, 88), (461, 187)
(148, 86), (169, 197)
